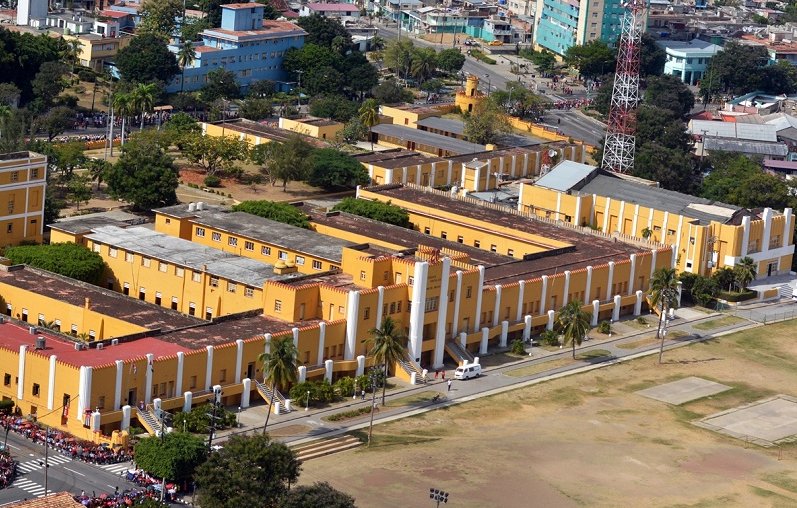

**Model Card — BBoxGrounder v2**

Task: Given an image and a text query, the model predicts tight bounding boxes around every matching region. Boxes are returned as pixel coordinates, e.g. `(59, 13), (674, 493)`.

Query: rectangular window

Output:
(295, 256), (305, 266)
(31, 168), (39, 179)
(196, 227), (206, 237)
(175, 267), (184, 277)
(424, 296), (439, 312)
(244, 287), (254, 297)
(212, 232), (221, 242)
(220, 369), (227, 382)
(209, 277), (219, 287)
(312, 260), (322, 270)
(262, 246), (271, 255)
(190, 376), (197, 389)
(32, 383), (40, 397)
(278, 251), (288, 260)
(125, 252), (133, 263)
(441, 231), (447, 240)
(466, 286), (473, 298)
(490, 244), (497, 252)
(364, 307), (370, 320)
(142, 257), (151, 268)
(244, 241), (254, 251)
(397, 301), (402, 313)
(474, 240), (481, 248)
(227, 281), (237, 293)
(389, 302), (396, 314)
(508, 249), (514, 256)
(274, 300), (282, 312)
(228, 237), (238, 246)
(360, 270), (367, 280)
(10, 171), (17, 182)
(159, 262), (168, 272)
(93, 243), (101, 253)
(3, 374), (9, 386)
(109, 247), (118, 258)
(457, 236), (464, 243)
(408, 276), (414, 285)
(424, 227), (431, 235)
(192, 271), (201, 282)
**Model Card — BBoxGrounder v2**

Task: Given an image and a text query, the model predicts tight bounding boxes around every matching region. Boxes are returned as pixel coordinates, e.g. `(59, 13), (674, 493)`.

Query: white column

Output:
(762, 207), (774, 254)
(121, 405), (131, 431)
(459, 332), (467, 349)
(500, 321), (509, 348)
(345, 290), (360, 360)
(516, 280), (526, 321)
(492, 284), (502, 327)
(446, 161), (453, 185)
(415, 164), (422, 185)
(617, 200), (625, 233)
(517, 183), (525, 212)
(511, 155), (517, 177)
(385, 168), (394, 183)
(540, 275), (549, 315)
(523, 315), (532, 341)
(562, 271), (571, 306)
(434, 258), (451, 369)
(145, 353), (154, 404)
(375, 286), (385, 328)
(606, 262), (615, 301)
(591, 300), (600, 326)
(631, 204), (640, 235)
(91, 411), (101, 432)
(324, 359), (333, 383)
(77, 365), (92, 418)
(574, 195), (582, 225)
(662, 211), (670, 239)
(356, 355), (366, 377)
(649, 249), (658, 282)
(241, 378), (251, 408)
(292, 327), (299, 351)
(451, 270), (463, 335)
(555, 193), (562, 221)
(235, 339), (244, 383)
(479, 327), (489, 355)
(430, 163), (437, 187)
(783, 208), (793, 248)
(628, 254), (637, 295)
(175, 352), (184, 396)
(676, 281), (683, 307)
(113, 360), (123, 411)
(297, 366), (306, 383)
(408, 261), (429, 362)
(473, 166), (481, 192)
(183, 391), (192, 413)
(205, 346), (214, 391)
(153, 398), (162, 417)
(17, 345), (26, 401)
(634, 290), (643, 316)
(317, 323), (326, 366)
(47, 355), (58, 411)
(264, 333), (271, 355)
(602, 198), (611, 232)
(473, 265), (485, 331)
(741, 216), (751, 257)
(584, 266), (593, 305)
(612, 295), (621, 322)
(674, 215), (684, 264)
(402, 167), (408, 184)
(546, 310), (555, 330)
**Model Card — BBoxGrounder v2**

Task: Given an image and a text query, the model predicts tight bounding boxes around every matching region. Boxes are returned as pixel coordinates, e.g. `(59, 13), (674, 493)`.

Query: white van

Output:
(454, 364), (482, 380)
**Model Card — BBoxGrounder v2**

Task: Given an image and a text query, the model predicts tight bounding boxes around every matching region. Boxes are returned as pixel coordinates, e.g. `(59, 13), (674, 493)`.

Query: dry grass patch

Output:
(693, 315), (745, 331)
(616, 336), (660, 349)
(506, 358), (572, 377)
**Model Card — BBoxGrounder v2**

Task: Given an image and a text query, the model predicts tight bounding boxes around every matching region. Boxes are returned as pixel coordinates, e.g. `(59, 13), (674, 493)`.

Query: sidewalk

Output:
(210, 305), (770, 447)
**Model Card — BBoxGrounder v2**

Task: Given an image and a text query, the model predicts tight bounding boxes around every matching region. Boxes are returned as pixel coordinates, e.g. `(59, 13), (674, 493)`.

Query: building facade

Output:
(533, 0), (626, 56)
(0, 152), (47, 246)
(658, 39), (722, 85)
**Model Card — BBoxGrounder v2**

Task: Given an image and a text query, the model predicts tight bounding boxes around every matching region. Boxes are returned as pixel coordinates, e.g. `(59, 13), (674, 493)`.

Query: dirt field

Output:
(299, 321), (797, 507)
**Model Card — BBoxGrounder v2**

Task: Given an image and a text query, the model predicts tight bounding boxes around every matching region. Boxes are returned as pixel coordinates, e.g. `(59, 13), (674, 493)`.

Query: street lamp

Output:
(237, 406), (241, 427)
(430, 488), (449, 507)
(367, 366), (381, 447)
(484, 73), (491, 96)
(305, 390), (310, 412)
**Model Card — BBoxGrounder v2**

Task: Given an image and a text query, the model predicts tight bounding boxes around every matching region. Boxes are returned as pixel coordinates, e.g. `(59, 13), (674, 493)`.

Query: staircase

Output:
(291, 435), (362, 462)
(445, 339), (474, 366)
(397, 357), (426, 384)
(255, 379), (291, 414)
(778, 284), (794, 299)
(136, 406), (163, 436)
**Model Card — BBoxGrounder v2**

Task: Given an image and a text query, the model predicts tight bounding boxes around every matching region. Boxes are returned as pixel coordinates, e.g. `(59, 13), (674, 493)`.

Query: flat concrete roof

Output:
(86, 226), (302, 287)
(535, 160), (597, 192)
(371, 123), (486, 155)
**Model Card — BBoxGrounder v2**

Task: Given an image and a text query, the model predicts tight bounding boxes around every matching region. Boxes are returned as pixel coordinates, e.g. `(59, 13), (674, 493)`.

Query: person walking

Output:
(447, 379), (452, 392)
(361, 389), (366, 401)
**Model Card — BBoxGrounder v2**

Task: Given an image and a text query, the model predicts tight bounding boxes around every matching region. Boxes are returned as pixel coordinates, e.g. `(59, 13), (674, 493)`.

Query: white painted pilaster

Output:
(324, 359), (333, 383)
(175, 352), (184, 396)
(317, 323), (326, 366)
(408, 261), (429, 362)
(297, 366), (306, 384)
(121, 405), (131, 431)
(540, 275), (549, 315)
(631, 204), (640, 235)
(783, 208), (793, 248)
(145, 353), (155, 404)
(204, 346), (213, 391)
(291, 327), (299, 351)
(473, 265), (485, 331)
(649, 249), (658, 282)
(602, 198), (611, 232)
(606, 262), (615, 301)
(345, 290), (360, 360)
(562, 271), (571, 306)
(500, 321), (509, 348)
(356, 355), (366, 377)
(183, 391), (192, 413)
(612, 295), (621, 322)
(434, 258), (451, 369)
(523, 315), (532, 341)
(584, 266), (593, 305)
(17, 345), (26, 401)
(235, 339), (244, 383)
(617, 200), (626, 233)
(375, 286), (385, 328)
(574, 195), (582, 225)
(452, 270), (463, 336)
(628, 254), (637, 295)
(546, 310), (555, 331)
(591, 300), (600, 326)
(741, 215), (751, 257)
(113, 359), (123, 410)
(492, 284), (502, 327)
(241, 379), (251, 408)
(634, 290), (643, 316)
(762, 207), (774, 253)
(516, 280), (526, 322)
(479, 328), (489, 355)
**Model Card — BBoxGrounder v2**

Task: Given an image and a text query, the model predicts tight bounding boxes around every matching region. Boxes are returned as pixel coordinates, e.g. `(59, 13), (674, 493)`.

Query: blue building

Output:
(658, 39), (722, 85)
(533, 0), (625, 56)
(167, 3), (306, 94)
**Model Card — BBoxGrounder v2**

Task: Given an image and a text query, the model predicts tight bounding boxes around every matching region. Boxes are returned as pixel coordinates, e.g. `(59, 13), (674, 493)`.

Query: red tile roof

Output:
(98, 9), (131, 18)
(7, 492), (82, 508)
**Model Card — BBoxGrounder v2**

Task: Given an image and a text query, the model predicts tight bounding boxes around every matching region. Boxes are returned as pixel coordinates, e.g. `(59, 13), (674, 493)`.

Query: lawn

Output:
(692, 315), (745, 331)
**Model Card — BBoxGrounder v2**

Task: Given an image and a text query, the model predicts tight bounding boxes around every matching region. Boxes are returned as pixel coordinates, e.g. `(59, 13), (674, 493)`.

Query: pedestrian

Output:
(361, 389), (366, 400)
(447, 379), (452, 392)
(441, 370), (446, 380)
(434, 370), (439, 379)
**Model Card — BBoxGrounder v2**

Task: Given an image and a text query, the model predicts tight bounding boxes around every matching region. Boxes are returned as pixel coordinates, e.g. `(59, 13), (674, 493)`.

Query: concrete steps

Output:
(445, 339), (474, 365)
(291, 435), (363, 462)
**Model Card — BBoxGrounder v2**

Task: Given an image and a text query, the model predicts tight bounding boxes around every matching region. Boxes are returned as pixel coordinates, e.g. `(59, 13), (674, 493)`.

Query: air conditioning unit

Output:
(0, 316), (4, 324)
(96, 343), (104, 350)
(29, 327), (37, 335)
(74, 343), (82, 351)
(111, 339), (119, 346)
(35, 337), (46, 350)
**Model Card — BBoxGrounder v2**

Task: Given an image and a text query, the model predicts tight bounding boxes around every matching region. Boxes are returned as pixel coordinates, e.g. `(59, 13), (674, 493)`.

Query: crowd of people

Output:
(0, 414), (133, 465)
(0, 451), (15, 489)
(551, 98), (594, 110)
(74, 487), (171, 507)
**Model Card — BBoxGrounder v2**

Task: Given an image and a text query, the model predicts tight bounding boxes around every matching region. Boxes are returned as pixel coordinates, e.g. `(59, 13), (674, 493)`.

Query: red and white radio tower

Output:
(600, 0), (647, 174)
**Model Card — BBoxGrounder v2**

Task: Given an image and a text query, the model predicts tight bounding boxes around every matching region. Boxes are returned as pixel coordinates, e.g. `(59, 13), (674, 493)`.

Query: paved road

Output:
(0, 433), (133, 505)
(539, 109), (607, 147)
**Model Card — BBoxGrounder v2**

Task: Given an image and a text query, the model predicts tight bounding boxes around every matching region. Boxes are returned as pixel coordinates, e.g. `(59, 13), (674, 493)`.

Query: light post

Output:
(609, 319), (613, 337)
(305, 390), (310, 412)
(492, 171), (503, 203)
(484, 73), (491, 96)
(295, 70), (304, 111)
(367, 367), (380, 447)
(237, 406), (241, 427)
(430, 488), (449, 507)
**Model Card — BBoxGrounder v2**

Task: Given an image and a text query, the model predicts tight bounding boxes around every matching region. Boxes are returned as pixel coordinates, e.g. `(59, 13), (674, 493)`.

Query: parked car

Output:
(489, 40), (504, 46)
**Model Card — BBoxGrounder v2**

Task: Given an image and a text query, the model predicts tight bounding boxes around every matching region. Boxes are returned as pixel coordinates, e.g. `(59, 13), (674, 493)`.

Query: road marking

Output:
(5, 443), (19, 450)
(63, 466), (85, 476)
(107, 484), (116, 489)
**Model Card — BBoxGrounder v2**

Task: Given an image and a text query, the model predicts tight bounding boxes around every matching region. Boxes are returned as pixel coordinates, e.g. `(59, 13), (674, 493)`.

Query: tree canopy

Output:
(105, 132), (179, 210)
(332, 198), (410, 228)
(232, 200), (311, 229)
(297, 14), (352, 47)
(307, 149), (370, 189)
(133, 432), (207, 484)
(139, 0), (184, 38)
(283, 45), (377, 97)
(309, 95), (359, 122)
(701, 153), (794, 210)
(436, 48), (466, 73)
(463, 100), (510, 145)
(4, 243), (105, 284)
(0, 28), (65, 104)
(702, 41), (792, 95)
(116, 33), (179, 84)
(194, 434), (300, 508)
(182, 132), (249, 176)
(633, 105), (698, 194)
(280, 482), (356, 508)
(201, 68), (240, 102)
(371, 80), (414, 104)
(643, 75), (695, 118)
(564, 40), (616, 79)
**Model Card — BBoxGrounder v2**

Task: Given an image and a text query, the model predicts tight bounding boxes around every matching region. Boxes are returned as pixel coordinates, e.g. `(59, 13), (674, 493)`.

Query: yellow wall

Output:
(279, 117), (343, 140)
(202, 123), (273, 146)
(0, 152), (46, 245)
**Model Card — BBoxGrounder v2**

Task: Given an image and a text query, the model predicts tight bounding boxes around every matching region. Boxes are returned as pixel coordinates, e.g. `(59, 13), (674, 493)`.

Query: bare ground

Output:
(299, 321), (797, 507)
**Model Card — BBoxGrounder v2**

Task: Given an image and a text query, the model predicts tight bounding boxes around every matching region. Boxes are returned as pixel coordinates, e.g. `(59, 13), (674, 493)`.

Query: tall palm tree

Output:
(132, 83), (157, 131)
(62, 38), (82, 82)
(177, 40), (197, 95)
(363, 316), (409, 406)
(358, 99), (379, 152)
(410, 48), (437, 84)
(257, 336), (298, 434)
(555, 301), (591, 359)
(112, 93), (133, 146)
(734, 256), (757, 290)
(649, 268), (679, 364)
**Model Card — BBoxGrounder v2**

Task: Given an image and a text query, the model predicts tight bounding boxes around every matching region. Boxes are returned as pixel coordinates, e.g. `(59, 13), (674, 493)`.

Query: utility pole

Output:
(207, 400), (222, 452)
(41, 427), (49, 498)
(367, 368), (379, 447)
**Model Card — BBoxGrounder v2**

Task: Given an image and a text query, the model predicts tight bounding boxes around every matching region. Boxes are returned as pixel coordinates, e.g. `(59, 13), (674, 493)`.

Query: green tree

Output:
(297, 14), (352, 47)
(139, 0), (184, 38)
(35, 106), (75, 142)
(0, 83), (21, 108)
(248, 80), (277, 98)
(371, 80), (413, 104)
(363, 316), (409, 406)
(201, 68), (240, 102)
(490, 82), (546, 120)
(182, 132), (248, 176)
(531, 50), (557, 74)
(116, 33), (179, 84)
(644, 75), (694, 118)
(163, 112), (201, 147)
(702, 153), (793, 209)
(691, 275), (718, 306)
(358, 99), (379, 151)
(174, 403), (236, 433)
(698, 66), (722, 106)
(734, 256), (757, 290)
(86, 158), (111, 191)
(50, 141), (86, 180)
(463, 100), (510, 145)
(704, 41), (769, 94)
(640, 33), (666, 77)
(254, 136), (314, 190)
(712, 267), (736, 292)
(232, 200), (311, 228)
(332, 198), (410, 228)
(112, 92), (134, 146)
(177, 40), (197, 95)
(258, 336), (298, 433)
(649, 267), (679, 363)
(255, 0), (281, 19)
(133, 432), (207, 484)
(106, 132), (179, 210)
(555, 300), (591, 359)
(0, 29), (64, 105)
(340, 117), (368, 144)
(307, 149), (369, 189)
(564, 40), (616, 79)
(67, 174), (92, 211)
(634, 143), (697, 195)
(436, 48), (465, 73)
(383, 39), (414, 79)
(410, 47), (437, 83)
(238, 97), (273, 121)
(31, 61), (69, 108)
(759, 60), (797, 95)
(592, 75), (613, 116)
(132, 82), (158, 131)
(181, 17), (210, 42)
(309, 95), (359, 122)
(279, 482), (356, 508)
(194, 434), (300, 508)
(4, 243), (105, 284)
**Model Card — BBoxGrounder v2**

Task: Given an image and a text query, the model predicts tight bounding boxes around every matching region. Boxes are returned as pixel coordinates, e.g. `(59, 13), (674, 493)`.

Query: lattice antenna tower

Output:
(600, 0), (647, 174)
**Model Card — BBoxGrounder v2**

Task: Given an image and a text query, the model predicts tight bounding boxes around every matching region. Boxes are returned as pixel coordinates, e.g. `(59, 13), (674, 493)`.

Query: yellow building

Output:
(62, 33), (133, 73)
(201, 119), (296, 146)
(520, 161), (795, 278)
(455, 75), (485, 114)
(0, 151), (47, 246)
(278, 116), (344, 140)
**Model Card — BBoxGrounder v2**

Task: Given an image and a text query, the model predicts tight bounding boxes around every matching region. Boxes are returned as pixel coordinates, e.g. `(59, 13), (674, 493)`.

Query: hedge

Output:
(717, 290), (757, 302)
(471, 50), (496, 65)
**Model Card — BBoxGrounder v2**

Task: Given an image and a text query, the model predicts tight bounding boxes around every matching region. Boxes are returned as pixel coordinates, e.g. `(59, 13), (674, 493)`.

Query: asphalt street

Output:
(539, 109), (608, 147)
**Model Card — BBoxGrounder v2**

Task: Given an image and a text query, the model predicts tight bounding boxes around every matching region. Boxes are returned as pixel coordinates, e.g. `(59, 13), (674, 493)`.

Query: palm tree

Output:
(649, 268), (679, 364)
(410, 48), (437, 84)
(555, 301), (591, 359)
(734, 256), (757, 290)
(257, 336), (298, 434)
(87, 158), (110, 191)
(363, 316), (409, 406)
(0, 105), (10, 140)
(112, 93), (133, 146)
(177, 40), (197, 95)
(131, 83), (157, 131)
(62, 38), (82, 82)
(358, 99), (379, 152)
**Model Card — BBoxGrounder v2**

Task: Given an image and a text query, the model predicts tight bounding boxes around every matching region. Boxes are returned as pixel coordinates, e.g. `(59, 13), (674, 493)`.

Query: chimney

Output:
(84, 297), (91, 309)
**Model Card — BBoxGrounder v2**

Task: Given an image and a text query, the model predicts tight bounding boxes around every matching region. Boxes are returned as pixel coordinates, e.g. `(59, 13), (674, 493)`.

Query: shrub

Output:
(717, 290), (757, 302)
(333, 377), (356, 398)
(203, 175), (222, 188)
(636, 316), (647, 325)
(4, 243), (105, 284)
(232, 200), (310, 229)
(332, 198), (410, 228)
(77, 69), (96, 82)
(597, 320), (611, 334)
(0, 400), (14, 414)
(471, 50), (496, 65)
(510, 339), (526, 355)
(326, 407), (371, 422)
(539, 329), (559, 346)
